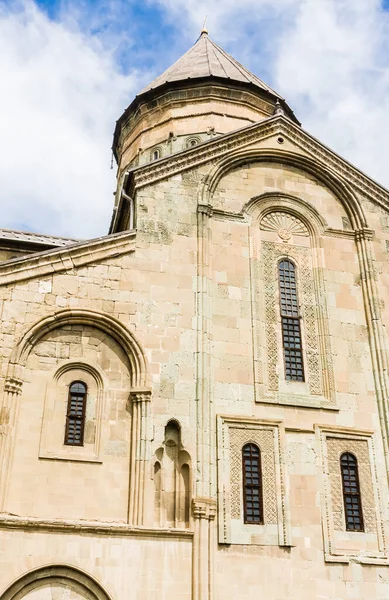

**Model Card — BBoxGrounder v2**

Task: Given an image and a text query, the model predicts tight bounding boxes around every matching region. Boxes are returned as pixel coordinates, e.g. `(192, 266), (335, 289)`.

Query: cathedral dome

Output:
(113, 31), (298, 173)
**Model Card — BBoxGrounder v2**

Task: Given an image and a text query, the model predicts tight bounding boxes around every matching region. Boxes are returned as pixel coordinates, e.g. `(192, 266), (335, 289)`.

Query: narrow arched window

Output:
(341, 452), (364, 531)
(64, 381), (87, 446)
(242, 443), (263, 524)
(152, 149), (160, 161)
(278, 259), (305, 381)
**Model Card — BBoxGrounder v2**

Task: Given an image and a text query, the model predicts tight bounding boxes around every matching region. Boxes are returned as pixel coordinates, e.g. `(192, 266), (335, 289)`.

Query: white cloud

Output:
(0, 1), (140, 238)
(1, 0), (389, 239)
(156, 0), (389, 187)
(275, 0), (389, 185)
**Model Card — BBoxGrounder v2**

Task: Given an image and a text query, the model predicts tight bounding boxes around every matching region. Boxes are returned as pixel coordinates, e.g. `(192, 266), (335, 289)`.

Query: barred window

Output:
(64, 381), (87, 446)
(242, 443), (263, 524)
(341, 452), (364, 532)
(278, 259), (305, 381)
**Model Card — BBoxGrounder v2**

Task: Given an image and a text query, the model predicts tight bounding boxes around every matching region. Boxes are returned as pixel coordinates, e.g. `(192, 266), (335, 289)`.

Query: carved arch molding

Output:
(7, 308), (149, 388)
(0, 566), (112, 600)
(0, 309), (151, 525)
(249, 198), (335, 408)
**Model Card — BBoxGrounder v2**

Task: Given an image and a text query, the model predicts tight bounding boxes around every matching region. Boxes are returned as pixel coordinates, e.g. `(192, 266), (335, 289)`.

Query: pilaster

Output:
(355, 228), (389, 480)
(192, 497), (217, 600)
(128, 388), (152, 526)
(196, 204), (214, 498)
(0, 375), (23, 510)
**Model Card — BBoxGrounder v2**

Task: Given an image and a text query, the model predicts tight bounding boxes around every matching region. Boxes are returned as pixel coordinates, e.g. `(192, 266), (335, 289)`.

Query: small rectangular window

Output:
(64, 381), (87, 446)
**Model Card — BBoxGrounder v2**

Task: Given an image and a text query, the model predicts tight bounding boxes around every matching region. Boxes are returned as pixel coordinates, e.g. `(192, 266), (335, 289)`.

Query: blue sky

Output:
(1, 0), (389, 237)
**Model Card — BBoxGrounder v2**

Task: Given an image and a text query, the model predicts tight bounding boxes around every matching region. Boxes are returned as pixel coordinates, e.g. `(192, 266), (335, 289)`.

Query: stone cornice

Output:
(128, 115), (389, 215)
(0, 230), (136, 287)
(130, 119), (279, 190)
(0, 513), (193, 538)
(130, 388), (152, 403)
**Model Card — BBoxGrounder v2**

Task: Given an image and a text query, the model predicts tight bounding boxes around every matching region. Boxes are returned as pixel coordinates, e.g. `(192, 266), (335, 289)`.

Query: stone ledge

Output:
(324, 552), (389, 566)
(0, 514), (194, 539)
(0, 230), (136, 286)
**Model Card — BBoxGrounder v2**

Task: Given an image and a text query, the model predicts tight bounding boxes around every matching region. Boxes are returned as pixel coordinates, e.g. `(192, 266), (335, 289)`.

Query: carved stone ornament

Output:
(192, 497), (217, 520)
(327, 437), (376, 533)
(4, 377), (23, 395)
(260, 212), (309, 242)
(129, 388), (152, 403)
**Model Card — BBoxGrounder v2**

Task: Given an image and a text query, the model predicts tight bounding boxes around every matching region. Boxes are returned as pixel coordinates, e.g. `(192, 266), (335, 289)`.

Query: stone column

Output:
(128, 388), (152, 526)
(192, 497), (217, 600)
(0, 375), (23, 510)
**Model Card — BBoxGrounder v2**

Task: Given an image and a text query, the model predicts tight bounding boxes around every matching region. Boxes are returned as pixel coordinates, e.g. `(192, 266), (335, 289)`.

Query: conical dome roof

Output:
(139, 31), (282, 99)
(113, 32), (298, 166)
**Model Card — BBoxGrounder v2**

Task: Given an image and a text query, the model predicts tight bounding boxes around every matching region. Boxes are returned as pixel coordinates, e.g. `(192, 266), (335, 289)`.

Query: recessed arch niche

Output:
(0, 566), (112, 600)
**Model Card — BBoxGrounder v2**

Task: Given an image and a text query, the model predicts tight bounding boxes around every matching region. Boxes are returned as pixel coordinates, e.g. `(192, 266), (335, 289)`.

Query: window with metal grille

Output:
(242, 443), (263, 524)
(64, 381), (87, 446)
(278, 259), (305, 381)
(340, 452), (364, 532)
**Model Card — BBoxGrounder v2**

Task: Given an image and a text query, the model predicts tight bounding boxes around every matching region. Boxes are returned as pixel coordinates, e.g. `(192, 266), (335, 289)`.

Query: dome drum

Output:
(112, 32), (298, 173)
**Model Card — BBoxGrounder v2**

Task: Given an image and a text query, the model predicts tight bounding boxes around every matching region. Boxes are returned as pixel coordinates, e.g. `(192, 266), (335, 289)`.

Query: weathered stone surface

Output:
(1, 33), (389, 600)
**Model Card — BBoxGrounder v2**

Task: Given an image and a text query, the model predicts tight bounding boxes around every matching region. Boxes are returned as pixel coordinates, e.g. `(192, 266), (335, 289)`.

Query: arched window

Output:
(64, 381), (87, 446)
(278, 259), (305, 381)
(341, 452), (364, 531)
(186, 137), (201, 149)
(152, 149), (160, 161)
(242, 443), (263, 524)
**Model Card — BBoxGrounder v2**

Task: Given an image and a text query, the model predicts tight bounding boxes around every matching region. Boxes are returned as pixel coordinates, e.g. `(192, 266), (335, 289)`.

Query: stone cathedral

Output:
(1, 28), (389, 600)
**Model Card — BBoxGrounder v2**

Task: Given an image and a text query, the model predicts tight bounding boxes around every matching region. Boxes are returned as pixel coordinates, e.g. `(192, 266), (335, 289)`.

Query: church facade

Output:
(1, 30), (389, 600)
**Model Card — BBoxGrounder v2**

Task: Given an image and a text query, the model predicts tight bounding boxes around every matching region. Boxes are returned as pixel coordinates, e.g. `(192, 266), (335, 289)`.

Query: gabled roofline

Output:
(0, 229), (136, 287)
(0, 227), (79, 249)
(111, 113), (389, 234)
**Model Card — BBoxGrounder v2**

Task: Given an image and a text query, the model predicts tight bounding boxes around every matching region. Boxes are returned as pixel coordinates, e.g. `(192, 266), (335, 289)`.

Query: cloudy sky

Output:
(1, 0), (389, 239)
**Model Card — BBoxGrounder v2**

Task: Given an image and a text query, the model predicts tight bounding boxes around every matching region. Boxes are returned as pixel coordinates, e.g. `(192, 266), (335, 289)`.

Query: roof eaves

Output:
(112, 75), (291, 161)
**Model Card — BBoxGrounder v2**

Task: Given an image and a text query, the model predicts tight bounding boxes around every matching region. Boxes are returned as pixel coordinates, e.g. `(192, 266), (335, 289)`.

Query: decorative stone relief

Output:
(317, 426), (387, 564)
(327, 437), (376, 533)
(4, 377), (23, 395)
(217, 416), (290, 546)
(250, 206), (335, 408)
(229, 427), (277, 523)
(262, 241), (323, 396)
(260, 211), (309, 242)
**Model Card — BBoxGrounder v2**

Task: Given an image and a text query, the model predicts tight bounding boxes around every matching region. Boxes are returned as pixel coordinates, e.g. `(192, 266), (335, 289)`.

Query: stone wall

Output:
(1, 127), (389, 599)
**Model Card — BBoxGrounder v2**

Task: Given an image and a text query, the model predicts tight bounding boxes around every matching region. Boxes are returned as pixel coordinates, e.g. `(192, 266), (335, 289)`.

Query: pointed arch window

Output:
(64, 381), (87, 446)
(341, 452), (364, 531)
(242, 443), (263, 524)
(278, 259), (305, 381)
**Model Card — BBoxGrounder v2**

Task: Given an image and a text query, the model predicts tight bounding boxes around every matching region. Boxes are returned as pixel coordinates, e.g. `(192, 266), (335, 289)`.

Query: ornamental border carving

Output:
(131, 115), (389, 221)
(249, 203), (335, 408)
(316, 425), (388, 564)
(217, 415), (290, 547)
(229, 427), (277, 523)
(327, 437), (376, 533)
